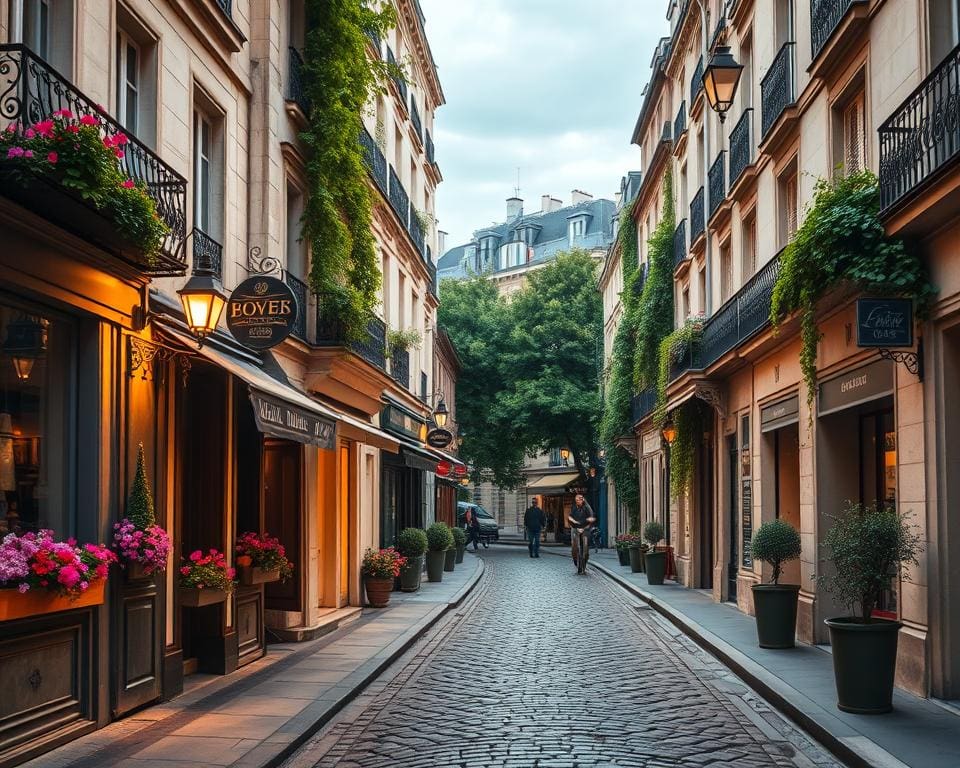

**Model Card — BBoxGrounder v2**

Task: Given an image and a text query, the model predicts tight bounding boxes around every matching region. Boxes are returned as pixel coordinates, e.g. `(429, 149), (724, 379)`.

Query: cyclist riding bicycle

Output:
(567, 493), (596, 575)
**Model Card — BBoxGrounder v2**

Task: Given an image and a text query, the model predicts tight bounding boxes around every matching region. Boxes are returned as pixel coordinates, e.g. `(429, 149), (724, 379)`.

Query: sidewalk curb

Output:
(587, 558), (905, 768)
(251, 557), (486, 768)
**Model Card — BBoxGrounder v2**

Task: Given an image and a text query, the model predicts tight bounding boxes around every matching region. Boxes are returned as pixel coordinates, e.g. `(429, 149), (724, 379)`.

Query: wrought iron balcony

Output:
(315, 294), (387, 371)
(690, 187), (705, 242)
(360, 127), (388, 197)
(673, 219), (688, 269)
(760, 42), (796, 139)
(366, 29), (381, 56)
(674, 101), (687, 140)
(388, 166), (410, 226)
(287, 48), (310, 116)
(879, 42), (960, 213)
(690, 55), (704, 107)
(215, 0), (232, 18)
(410, 98), (423, 143)
(631, 389), (657, 425)
(386, 47), (408, 103)
(191, 227), (222, 278)
(425, 130), (435, 165)
(428, 258), (438, 297)
(0, 44), (187, 274)
(390, 348), (410, 388)
(728, 108), (753, 188)
(284, 271), (308, 341)
(811, 0), (862, 60)
(708, 152), (726, 217)
(408, 202), (425, 256)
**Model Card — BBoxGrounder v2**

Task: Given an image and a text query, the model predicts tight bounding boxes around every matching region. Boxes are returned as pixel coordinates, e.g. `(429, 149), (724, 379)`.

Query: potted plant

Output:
(426, 523), (453, 582)
(819, 502), (922, 714)
(235, 532), (294, 585)
(397, 527), (428, 592)
(113, 444), (170, 580)
(643, 520), (667, 585)
(0, 530), (115, 621)
(361, 547), (406, 608)
(750, 519), (802, 648)
(179, 549), (235, 607)
(385, 328), (423, 359)
(452, 526), (467, 563)
(443, 541), (456, 572)
(614, 533), (635, 566)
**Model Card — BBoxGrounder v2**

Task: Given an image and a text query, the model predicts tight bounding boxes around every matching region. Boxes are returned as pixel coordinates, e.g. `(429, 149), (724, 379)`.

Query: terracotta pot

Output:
(0, 580), (106, 622)
(236, 555), (253, 568)
(239, 566), (280, 586)
(180, 587), (229, 608)
(364, 577), (394, 608)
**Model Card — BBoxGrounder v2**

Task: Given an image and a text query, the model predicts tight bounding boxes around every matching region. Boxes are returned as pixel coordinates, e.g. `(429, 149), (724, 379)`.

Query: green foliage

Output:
(600, 318), (640, 526)
(669, 399), (707, 499)
(451, 526), (467, 546)
(426, 522), (454, 552)
(396, 527), (428, 557)
(654, 315), (703, 426)
(618, 206), (639, 276)
(819, 502), (922, 622)
(456, 485), (472, 502)
(643, 519), (664, 547)
(301, 0), (398, 338)
(127, 443), (155, 529)
(751, 519), (802, 585)
(770, 171), (934, 412)
(386, 328), (422, 357)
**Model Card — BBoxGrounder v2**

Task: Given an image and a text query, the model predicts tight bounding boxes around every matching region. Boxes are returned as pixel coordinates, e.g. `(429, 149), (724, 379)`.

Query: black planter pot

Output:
(628, 546), (645, 573)
(645, 551), (666, 585)
(399, 554), (423, 592)
(443, 548), (456, 572)
(751, 584), (800, 649)
(826, 617), (902, 714)
(426, 550), (445, 582)
(617, 547), (630, 566)
(455, 545), (465, 564)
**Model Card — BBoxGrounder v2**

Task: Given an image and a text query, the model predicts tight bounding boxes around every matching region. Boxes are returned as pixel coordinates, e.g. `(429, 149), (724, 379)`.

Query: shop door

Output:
(263, 441), (301, 612)
(727, 435), (738, 602)
(338, 444), (350, 606)
(698, 436), (714, 590)
(860, 409), (897, 616)
(381, 465), (398, 547)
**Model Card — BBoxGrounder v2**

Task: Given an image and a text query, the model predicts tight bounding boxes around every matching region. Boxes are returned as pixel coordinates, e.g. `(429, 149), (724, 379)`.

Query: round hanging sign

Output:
(226, 275), (299, 350)
(436, 459), (452, 477)
(426, 428), (453, 449)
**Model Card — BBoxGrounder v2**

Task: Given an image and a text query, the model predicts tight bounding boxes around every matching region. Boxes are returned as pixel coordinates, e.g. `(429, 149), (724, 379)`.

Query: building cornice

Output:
(396, 0), (445, 110)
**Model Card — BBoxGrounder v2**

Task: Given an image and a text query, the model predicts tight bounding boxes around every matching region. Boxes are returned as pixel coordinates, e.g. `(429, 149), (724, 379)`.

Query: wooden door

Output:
(263, 441), (301, 612)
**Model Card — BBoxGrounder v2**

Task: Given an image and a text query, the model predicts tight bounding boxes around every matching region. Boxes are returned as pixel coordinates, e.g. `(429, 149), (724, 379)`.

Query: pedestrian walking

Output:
(524, 501), (546, 558)
(464, 506), (482, 552)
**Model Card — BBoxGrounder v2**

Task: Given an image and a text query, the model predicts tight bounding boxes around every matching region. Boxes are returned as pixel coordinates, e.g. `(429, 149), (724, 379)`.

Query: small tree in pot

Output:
(396, 528), (428, 592)
(819, 502), (922, 714)
(452, 526), (467, 564)
(750, 520), (802, 648)
(361, 547), (406, 608)
(643, 520), (667, 585)
(425, 523), (453, 583)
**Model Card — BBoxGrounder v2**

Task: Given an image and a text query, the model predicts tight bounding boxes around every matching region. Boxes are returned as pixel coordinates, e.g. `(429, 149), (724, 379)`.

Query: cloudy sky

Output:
(418, 0), (670, 253)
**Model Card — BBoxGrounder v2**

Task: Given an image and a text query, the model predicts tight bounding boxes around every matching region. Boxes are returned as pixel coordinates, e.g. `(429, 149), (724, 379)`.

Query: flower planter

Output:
(825, 617), (902, 714)
(364, 577), (394, 608)
(617, 548), (630, 566)
(426, 550), (445, 582)
(399, 555), (424, 592)
(751, 584), (800, 649)
(125, 561), (155, 582)
(645, 551), (667, 585)
(180, 587), (229, 608)
(443, 547), (456, 572)
(238, 566), (280, 586)
(455, 544), (465, 564)
(0, 580), (106, 622)
(628, 546), (646, 573)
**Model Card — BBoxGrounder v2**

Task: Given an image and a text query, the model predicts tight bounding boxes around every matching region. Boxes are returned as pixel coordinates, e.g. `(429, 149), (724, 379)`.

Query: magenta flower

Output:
(23, 150), (33, 159)
(122, 179), (135, 189)
(79, 114), (98, 127)
(6, 147), (24, 158)
(52, 108), (73, 119)
(47, 151), (58, 164)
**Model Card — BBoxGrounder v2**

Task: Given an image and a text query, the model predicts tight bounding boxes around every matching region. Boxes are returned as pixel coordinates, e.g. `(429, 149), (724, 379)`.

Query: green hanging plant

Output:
(301, 0), (401, 339)
(769, 170), (935, 411)
(127, 443), (155, 529)
(653, 313), (704, 427)
(385, 328), (422, 358)
(669, 399), (707, 499)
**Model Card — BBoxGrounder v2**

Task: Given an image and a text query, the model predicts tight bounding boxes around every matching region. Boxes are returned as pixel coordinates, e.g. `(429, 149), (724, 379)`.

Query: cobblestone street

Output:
(284, 548), (842, 768)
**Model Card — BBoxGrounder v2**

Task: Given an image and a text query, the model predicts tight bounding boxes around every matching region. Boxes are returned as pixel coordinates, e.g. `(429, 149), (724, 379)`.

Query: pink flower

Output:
(6, 147), (24, 158)
(17, 583), (29, 593)
(190, 550), (203, 562)
(23, 150), (33, 159)
(180, 566), (190, 575)
(79, 114), (98, 127)
(24, 128), (35, 139)
(33, 120), (55, 138)
(57, 565), (81, 588)
(47, 151), (58, 164)
(67, 125), (79, 134)
(115, 149), (125, 159)
(53, 109), (73, 119)
(122, 179), (135, 189)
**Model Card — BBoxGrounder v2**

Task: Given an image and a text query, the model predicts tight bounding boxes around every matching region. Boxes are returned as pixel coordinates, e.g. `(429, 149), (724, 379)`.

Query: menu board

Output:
(741, 478), (753, 567)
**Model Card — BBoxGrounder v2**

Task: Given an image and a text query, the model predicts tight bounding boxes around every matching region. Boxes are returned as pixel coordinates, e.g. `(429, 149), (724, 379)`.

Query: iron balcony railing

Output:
(425, 129), (435, 164)
(420, 371), (428, 403)
(408, 202), (425, 256)
(428, 257), (438, 297)
(191, 227), (222, 279)
(674, 100), (687, 139)
(708, 152), (726, 217)
(391, 348), (410, 388)
(287, 48), (310, 115)
(359, 127), (388, 197)
(690, 55), (704, 107)
(689, 187), (705, 242)
(410, 98), (423, 143)
(315, 295), (387, 371)
(215, 0), (232, 18)
(879, 42), (960, 213)
(284, 271), (309, 341)
(388, 166), (410, 226)
(631, 389), (657, 425)
(728, 108), (753, 188)
(0, 44), (188, 274)
(386, 47), (407, 103)
(761, 42), (796, 139)
(366, 29), (381, 56)
(811, 0), (862, 60)
(673, 218), (688, 269)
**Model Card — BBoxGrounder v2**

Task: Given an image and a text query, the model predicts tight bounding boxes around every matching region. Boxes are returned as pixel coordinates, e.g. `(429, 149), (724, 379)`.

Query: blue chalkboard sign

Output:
(856, 298), (914, 348)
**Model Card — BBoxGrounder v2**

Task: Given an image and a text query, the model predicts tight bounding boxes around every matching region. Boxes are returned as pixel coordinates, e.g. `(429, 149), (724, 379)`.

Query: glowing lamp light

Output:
(12, 356), (35, 382)
(460, 477), (470, 486)
(661, 420), (677, 446)
(2, 314), (47, 382)
(178, 274), (227, 343)
(433, 398), (449, 428)
(702, 46), (743, 122)
(418, 422), (428, 442)
(560, 447), (571, 462)
(589, 467), (597, 478)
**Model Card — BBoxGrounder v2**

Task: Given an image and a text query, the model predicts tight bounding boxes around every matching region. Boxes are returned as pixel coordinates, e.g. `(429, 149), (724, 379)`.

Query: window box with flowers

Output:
(235, 532), (294, 586)
(179, 549), (236, 608)
(113, 444), (171, 582)
(0, 530), (116, 622)
(361, 547), (406, 608)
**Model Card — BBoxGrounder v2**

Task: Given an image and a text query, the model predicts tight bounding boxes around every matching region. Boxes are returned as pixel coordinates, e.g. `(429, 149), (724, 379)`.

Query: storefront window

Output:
(0, 300), (74, 536)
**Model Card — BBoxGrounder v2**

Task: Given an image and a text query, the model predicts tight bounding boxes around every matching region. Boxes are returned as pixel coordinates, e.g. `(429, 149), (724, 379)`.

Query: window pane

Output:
(126, 42), (138, 85)
(126, 85), (138, 132)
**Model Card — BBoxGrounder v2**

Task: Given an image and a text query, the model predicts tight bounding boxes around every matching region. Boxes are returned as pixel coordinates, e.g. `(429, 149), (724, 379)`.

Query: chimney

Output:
(571, 189), (593, 205)
(506, 197), (523, 219)
(540, 195), (563, 213)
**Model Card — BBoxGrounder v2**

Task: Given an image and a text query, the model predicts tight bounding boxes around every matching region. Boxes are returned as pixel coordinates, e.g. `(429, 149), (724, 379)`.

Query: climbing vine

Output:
(301, 0), (400, 338)
(770, 170), (935, 410)
(653, 314), (704, 427)
(669, 399), (707, 499)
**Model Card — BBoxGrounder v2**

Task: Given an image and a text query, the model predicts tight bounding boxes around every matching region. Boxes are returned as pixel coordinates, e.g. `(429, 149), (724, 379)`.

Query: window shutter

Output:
(844, 95), (866, 173)
(786, 175), (798, 237)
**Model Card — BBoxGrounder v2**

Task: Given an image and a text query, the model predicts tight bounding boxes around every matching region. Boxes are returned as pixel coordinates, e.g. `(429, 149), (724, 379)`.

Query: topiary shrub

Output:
(127, 443), (155, 529)
(451, 527), (467, 546)
(426, 522), (454, 552)
(643, 520), (664, 548)
(751, 519), (802, 585)
(396, 527), (428, 557)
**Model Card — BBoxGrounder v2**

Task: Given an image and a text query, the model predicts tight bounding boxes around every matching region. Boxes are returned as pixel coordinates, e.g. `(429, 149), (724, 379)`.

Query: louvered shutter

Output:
(786, 175), (798, 238)
(844, 95), (866, 173)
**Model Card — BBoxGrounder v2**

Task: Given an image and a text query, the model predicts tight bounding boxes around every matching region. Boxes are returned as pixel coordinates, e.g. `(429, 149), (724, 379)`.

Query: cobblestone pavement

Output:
(284, 547), (843, 768)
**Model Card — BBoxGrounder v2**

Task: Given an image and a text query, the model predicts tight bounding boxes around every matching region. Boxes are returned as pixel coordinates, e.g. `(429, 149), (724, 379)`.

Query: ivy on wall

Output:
(653, 314), (703, 427)
(669, 399), (707, 499)
(301, 0), (400, 338)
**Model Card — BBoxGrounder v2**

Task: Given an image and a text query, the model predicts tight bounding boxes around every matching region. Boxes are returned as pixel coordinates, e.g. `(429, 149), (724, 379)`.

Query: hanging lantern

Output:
(2, 315), (47, 382)
(702, 46), (744, 122)
(178, 273), (227, 343)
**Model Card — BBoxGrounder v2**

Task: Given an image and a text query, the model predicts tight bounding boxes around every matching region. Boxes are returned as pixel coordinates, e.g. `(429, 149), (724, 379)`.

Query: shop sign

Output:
(426, 427), (453, 449)
(226, 276), (299, 350)
(381, 404), (423, 441)
(856, 298), (914, 348)
(249, 389), (335, 449)
(641, 430), (661, 456)
(760, 395), (799, 433)
(818, 360), (894, 417)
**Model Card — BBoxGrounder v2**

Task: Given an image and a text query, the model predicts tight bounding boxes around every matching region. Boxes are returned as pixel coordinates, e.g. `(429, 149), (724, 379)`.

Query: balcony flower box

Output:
(237, 565), (280, 586)
(0, 580), (106, 622)
(178, 548), (235, 607)
(179, 587), (229, 608)
(235, 533), (293, 586)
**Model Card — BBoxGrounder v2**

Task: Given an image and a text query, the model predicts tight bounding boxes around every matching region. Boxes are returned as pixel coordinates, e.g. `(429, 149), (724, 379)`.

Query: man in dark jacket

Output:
(524, 501), (546, 558)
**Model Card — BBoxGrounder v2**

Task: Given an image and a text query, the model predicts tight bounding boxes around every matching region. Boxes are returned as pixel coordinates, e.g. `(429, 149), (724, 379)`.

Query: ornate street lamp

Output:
(433, 398), (449, 428)
(702, 46), (744, 122)
(178, 273), (227, 344)
(661, 420), (677, 446)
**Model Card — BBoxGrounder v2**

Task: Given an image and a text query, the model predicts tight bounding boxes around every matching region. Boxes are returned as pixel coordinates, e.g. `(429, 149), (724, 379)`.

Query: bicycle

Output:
(572, 524), (594, 575)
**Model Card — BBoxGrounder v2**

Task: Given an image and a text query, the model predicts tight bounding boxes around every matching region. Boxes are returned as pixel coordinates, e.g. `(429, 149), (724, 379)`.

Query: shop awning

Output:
(525, 472), (581, 491)
(155, 319), (399, 452)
